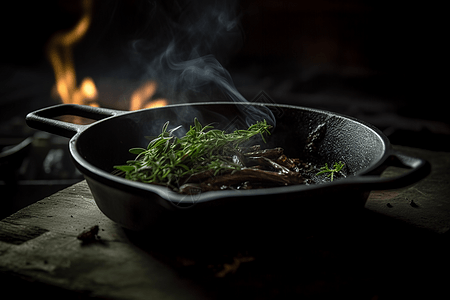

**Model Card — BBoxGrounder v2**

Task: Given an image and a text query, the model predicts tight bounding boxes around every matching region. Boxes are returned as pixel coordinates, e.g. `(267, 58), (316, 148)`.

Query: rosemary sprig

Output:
(114, 118), (272, 189)
(316, 161), (345, 182)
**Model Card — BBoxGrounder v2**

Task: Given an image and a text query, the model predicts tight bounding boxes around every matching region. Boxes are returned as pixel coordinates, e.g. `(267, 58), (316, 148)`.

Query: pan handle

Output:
(26, 104), (126, 138)
(344, 150), (431, 190)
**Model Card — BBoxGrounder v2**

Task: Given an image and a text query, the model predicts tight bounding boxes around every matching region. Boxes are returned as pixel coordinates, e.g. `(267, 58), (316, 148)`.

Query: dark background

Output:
(1, 0), (447, 146)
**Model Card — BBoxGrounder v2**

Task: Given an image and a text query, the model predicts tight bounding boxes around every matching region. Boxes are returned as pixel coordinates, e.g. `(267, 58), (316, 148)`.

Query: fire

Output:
(130, 81), (168, 110)
(47, 0), (98, 107)
(46, 0), (167, 113)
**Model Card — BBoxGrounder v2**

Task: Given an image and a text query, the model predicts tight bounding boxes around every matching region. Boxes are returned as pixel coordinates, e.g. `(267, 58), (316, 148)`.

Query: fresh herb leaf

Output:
(114, 165), (136, 172)
(129, 148), (146, 155)
(114, 118), (272, 188)
(316, 161), (345, 182)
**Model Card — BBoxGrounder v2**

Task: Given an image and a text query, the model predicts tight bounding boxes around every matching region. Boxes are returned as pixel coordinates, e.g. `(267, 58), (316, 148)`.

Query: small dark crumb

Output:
(410, 200), (419, 208)
(387, 203), (393, 208)
(77, 225), (100, 244)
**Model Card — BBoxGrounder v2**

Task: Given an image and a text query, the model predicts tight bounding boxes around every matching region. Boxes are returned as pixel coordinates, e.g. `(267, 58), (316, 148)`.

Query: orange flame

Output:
(130, 81), (168, 110)
(46, 0), (167, 113)
(46, 0), (98, 107)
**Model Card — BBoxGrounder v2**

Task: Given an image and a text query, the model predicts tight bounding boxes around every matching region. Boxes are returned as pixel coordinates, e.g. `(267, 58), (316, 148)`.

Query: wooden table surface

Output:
(1, 145), (449, 299)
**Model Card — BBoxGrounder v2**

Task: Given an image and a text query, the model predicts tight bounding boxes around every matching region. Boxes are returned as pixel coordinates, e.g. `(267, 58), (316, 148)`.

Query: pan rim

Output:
(68, 102), (390, 204)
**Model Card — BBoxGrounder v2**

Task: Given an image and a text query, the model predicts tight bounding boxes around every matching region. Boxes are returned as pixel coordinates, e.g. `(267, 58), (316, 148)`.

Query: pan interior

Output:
(74, 103), (387, 185)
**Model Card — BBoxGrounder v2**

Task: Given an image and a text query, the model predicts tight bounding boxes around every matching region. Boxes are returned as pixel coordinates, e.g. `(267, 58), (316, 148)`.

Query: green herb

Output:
(316, 161), (345, 182)
(114, 118), (272, 189)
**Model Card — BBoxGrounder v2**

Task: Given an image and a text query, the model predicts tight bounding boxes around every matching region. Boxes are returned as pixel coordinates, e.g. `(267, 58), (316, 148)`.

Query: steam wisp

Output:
(128, 0), (275, 127)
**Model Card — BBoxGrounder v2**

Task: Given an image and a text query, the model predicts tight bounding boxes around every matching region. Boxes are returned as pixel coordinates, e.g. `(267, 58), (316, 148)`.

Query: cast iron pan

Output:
(26, 102), (430, 231)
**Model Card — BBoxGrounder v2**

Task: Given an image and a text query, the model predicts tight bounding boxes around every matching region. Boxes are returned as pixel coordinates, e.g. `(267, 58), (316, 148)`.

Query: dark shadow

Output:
(123, 202), (450, 300)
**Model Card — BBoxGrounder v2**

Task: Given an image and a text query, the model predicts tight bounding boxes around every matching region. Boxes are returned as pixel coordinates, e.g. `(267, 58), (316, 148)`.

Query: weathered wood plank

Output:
(0, 180), (209, 299)
(0, 230), (209, 300)
(1, 181), (124, 241)
(366, 145), (450, 233)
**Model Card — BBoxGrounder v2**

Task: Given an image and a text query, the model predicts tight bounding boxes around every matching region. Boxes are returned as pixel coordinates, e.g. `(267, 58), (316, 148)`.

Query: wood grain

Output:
(0, 181), (209, 300)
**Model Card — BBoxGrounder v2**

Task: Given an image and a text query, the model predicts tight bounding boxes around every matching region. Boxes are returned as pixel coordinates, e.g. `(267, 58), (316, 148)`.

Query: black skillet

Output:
(26, 102), (430, 231)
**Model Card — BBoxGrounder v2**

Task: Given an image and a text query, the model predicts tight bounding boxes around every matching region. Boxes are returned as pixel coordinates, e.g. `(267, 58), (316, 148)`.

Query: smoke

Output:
(127, 0), (275, 126)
